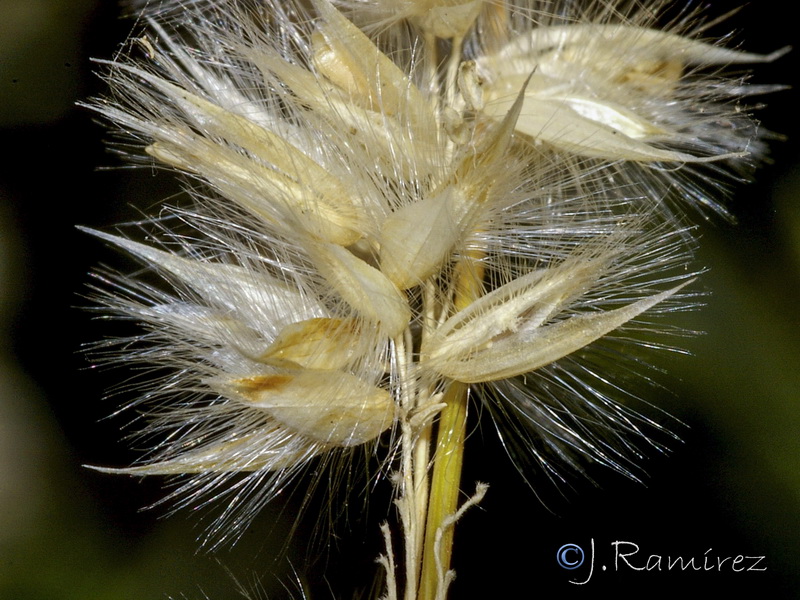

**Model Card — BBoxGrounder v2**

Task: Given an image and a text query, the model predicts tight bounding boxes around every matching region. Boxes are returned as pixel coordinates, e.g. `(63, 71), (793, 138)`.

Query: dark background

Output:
(1, 1), (799, 598)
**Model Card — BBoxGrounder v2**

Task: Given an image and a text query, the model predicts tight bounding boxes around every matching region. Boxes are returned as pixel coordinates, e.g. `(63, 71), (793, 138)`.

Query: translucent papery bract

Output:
(478, 25), (779, 160)
(249, 18), (443, 185)
(85, 226), (395, 545)
(437, 216), (698, 487)
(422, 213), (696, 383)
(379, 81), (527, 289)
(217, 370), (394, 445)
(424, 273), (689, 382)
(471, 1), (784, 215)
(97, 43), (377, 245)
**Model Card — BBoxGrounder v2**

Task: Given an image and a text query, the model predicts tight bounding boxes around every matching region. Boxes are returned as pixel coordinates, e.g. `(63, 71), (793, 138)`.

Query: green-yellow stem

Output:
(419, 382), (469, 600)
(418, 380), (468, 600)
(418, 253), (484, 600)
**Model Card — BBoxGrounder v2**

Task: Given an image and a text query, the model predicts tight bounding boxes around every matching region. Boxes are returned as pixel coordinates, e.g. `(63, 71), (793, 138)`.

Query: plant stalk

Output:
(418, 254), (484, 600)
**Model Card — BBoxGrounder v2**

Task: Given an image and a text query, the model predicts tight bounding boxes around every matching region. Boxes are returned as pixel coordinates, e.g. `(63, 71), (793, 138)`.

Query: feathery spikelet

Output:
(85, 0), (780, 565)
(471, 1), (786, 216)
